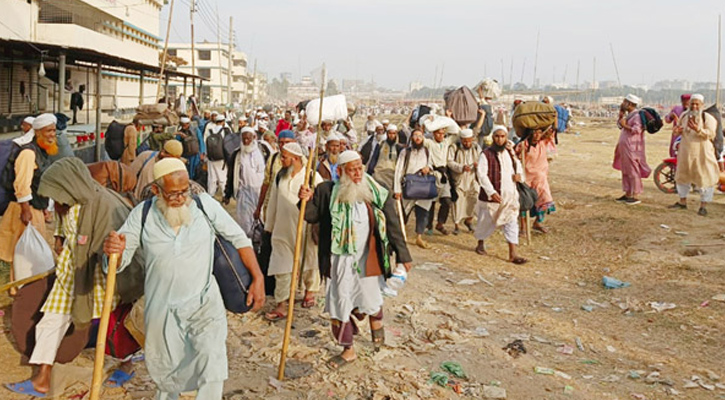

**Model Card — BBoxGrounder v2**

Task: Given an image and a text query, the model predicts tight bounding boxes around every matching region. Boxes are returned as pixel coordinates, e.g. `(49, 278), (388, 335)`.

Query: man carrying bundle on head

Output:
(264, 143), (322, 321)
(299, 150), (412, 369)
(516, 125), (556, 233)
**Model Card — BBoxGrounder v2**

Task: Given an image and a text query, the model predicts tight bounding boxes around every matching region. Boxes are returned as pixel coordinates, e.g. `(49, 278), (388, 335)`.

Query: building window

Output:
(167, 49), (177, 57)
(201, 86), (211, 103)
(197, 68), (211, 79)
(198, 50), (211, 60)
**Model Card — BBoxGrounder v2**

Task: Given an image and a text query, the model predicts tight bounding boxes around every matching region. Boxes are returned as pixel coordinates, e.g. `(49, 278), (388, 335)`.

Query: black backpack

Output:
(105, 120), (128, 160)
(639, 107), (663, 134)
(206, 128), (226, 161)
(180, 128), (200, 157)
(0, 139), (22, 214)
(222, 130), (241, 165)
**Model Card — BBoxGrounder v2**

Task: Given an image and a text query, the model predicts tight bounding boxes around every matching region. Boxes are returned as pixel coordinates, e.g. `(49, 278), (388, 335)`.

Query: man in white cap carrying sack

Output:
(669, 94), (720, 216)
(299, 150), (412, 369)
(447, 128), (482, 234)
(264, 142), (322, 320)
(613, 94), (651, 205)
(103, 158), (266, 400)
(0, 114), (61, 273)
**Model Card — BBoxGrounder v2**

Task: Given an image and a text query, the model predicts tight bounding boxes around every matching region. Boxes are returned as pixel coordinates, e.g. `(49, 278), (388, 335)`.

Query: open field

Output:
(1, 117), (724, 399)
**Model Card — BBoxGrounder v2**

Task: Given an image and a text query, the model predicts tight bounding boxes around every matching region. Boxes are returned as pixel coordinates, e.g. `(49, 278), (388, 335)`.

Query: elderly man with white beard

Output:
(224, 127), (266, 235)
(299, 151), (412, 369)
(317, 133), (342, 181)
(447, 128), (482, 234)
(670, 93), (721, 216)
(103, 158), (266, 400)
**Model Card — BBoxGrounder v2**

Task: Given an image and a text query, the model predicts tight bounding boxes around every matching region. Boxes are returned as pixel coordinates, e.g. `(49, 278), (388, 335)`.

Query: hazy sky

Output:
(162, 0), (725, 90)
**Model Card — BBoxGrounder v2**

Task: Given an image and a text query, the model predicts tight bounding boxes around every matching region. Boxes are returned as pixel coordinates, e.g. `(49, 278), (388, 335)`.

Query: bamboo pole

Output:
(0, 269), (54, 293)
(278, 65), (326, 381)
(89, 254), (119, 400)
(156, 0), (175, 102)
(396, 199), (408, 242)
(717, 14), (722, 108)
(520, 144), (531, 245)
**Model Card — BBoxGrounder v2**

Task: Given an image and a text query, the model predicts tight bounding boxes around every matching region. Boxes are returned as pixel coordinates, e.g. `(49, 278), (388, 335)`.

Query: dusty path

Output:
(0, 117), (723, 399)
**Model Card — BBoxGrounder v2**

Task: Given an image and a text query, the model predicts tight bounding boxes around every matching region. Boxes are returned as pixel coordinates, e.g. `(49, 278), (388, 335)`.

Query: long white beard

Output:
(336, 173), (373, 204)
(156, 195), (192, 228)
(242, 142), (256, 153)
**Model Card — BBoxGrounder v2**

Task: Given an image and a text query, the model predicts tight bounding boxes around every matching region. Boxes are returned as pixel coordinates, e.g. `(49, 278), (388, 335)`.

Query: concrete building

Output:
(1, 0), (198, 132)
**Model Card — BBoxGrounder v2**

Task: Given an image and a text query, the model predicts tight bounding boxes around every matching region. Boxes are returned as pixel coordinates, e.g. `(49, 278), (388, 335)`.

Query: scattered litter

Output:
(563, 385), (574, 395)
(601, 374), (621, 383)
(471, 327), (490, 337)
(700, 300), (710, 307)
(674, 231), (688, 236)
(660, 224), (670, 230)
(268, 377), (284, 391)
(539, 256), (551, 261)
(476, 273), (495, 287)
(457, 279), (479, 285)
(429, 371), (449, 387)
(699, 382), (715, 391)
(582, 375), (595, 380)
(712, 294), (725, 302)
(683, 379), (699, 389)
(552, 307), (564, 313)
(440, 361), (467, 379)
(581, 305), (594, 312)
(580, 359), (600, 365)
(503, 340), (527, 358)
(575, 337), (585, 352)
(557, 345), (574, 355)
(416, 262), (443, 271)
(555, 371), (572, 380)
(534, 367), (555, 375)
(606, 345), (616, 353)
(649, 302), (676, 313)
(629, 371), (641, 379)
(482, 385), (507, 399)
(696, 368), (720, 381)
(603, 276), (630, 289)
(532, 336), (551, 344)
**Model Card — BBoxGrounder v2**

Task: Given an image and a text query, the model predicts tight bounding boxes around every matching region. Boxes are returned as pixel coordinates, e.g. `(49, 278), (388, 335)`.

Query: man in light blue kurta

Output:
(104, 158), (265, 400)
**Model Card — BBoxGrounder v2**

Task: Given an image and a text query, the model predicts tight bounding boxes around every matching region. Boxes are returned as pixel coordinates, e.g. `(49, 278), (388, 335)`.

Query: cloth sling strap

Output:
(136, 152), (158, 181)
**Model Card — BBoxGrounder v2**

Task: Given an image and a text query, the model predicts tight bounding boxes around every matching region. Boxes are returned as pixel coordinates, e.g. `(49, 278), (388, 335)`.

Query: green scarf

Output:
(329, 174), (391, 275)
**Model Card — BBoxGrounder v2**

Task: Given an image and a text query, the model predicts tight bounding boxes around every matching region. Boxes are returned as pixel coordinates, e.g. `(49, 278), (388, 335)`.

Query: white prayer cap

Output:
(491, 124), (508, 134)
(210, 110), (218, 115)
(325, 133), (341, 144)
(691, 93), (705, 102)
(23, 116), (35, 125)
(460, 128), (474, 139)
(382, 119), (390, 124)
(258, 121), (269, 130)
(32, 113), (57, 130)
(179, 117), (191, 124)
(153, 158), (187, 181)
(214, 114), (225, 122)
(282, 142), (304, 157)
(299, 110), (306, 116)
(374, 121), (383, 129)
(240, 126), (256, 135)
(238, 116), (246, 121)
(338, 150), (361, 165)
(624, 94), (641, 105)
(386, 124), (398, 132)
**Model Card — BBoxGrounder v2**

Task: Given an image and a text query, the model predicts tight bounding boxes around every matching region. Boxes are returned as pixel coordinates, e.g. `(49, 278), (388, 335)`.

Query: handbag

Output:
(401, 147), (438, 200)
(517, 181), (538, 212)
(140, 197), (252, 314)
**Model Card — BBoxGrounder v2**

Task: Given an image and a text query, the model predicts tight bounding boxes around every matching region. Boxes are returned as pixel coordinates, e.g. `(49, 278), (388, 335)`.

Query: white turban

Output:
(460, 128), (474, 139)
(153, 158), (187, 181)
(180, 117), (191, 124)
(32, 113), (57, 130)
(214, 114), (226, 122)
(282, 142), (304, 157)
(240, 126), (255, 135)
(492, 124), (508, 134)
(325, 133), (341, 144)
(23, 116), (35, 125)
(691, 93), (705, 103)
(386, 124), (398, 132)
(625, 94), (641, 105)
(382, 119), (390, 124)
(338, 150), (361, 165)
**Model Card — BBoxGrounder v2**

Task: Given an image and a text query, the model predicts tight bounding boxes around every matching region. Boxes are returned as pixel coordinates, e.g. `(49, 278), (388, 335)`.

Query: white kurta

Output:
(265, 168), (322, 276)
(325, 202), (383, 321)
(394, 147), (434, 212)
(233, 147), (265, 235)
(448, 144), (482, 223)
(425, 136), (458, 199)
(475, 150), (521, 240)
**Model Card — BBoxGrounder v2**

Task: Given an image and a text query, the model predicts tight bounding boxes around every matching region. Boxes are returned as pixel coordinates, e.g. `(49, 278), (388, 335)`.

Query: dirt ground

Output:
(1, 116), (724, 399)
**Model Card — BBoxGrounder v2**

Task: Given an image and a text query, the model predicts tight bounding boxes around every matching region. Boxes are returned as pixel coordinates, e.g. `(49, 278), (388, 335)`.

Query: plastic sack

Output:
(305, 94), (349, 125)
(13, 225), (55, 284)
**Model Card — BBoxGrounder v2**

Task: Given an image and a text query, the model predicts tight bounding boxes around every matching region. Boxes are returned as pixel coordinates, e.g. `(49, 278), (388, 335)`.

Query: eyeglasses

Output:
(159, 186), (190, 200)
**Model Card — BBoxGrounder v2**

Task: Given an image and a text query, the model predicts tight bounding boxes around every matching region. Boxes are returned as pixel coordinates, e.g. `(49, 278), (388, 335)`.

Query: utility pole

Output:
(508, 56), (514, 90)
(227, 16), (233, 106)
(716, 14), (722, 108)
(520, 58), (526, 84)
(252, 59), (258, 107)
(610, 43), (622, 88)
(216, 4), (223, 104)
(190, 0), (195, 96)
(500, 59), (505, 89)
(533, 29), (540, 88)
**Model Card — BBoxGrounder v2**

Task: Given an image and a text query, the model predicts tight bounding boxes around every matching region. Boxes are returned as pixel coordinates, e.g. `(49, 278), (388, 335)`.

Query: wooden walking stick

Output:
(519, 142), (532, 245)
(0, 269), (55, 293)
(396, 198), (408, 242)
(278, 65), (326, 381)
(89, 253), (119, 400)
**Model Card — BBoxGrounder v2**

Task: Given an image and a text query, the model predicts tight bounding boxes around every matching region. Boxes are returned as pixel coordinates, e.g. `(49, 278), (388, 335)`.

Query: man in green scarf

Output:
(299, 150), (412, 369)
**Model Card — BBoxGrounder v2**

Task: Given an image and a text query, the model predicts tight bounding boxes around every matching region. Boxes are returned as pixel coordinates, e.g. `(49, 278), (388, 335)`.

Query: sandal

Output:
(475, 247), (487, 256)
(301, 294), (316, 309)
(5, 380), (46, 398)
(511, 257), (528, 265)
(327, 354), (355, 370)
(532, 225), (549, 234)
(435, 224), (450, 236)
(104, 369), (135, 388)
(264, 309), (287, 321)
(371, 327), (385, 351)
